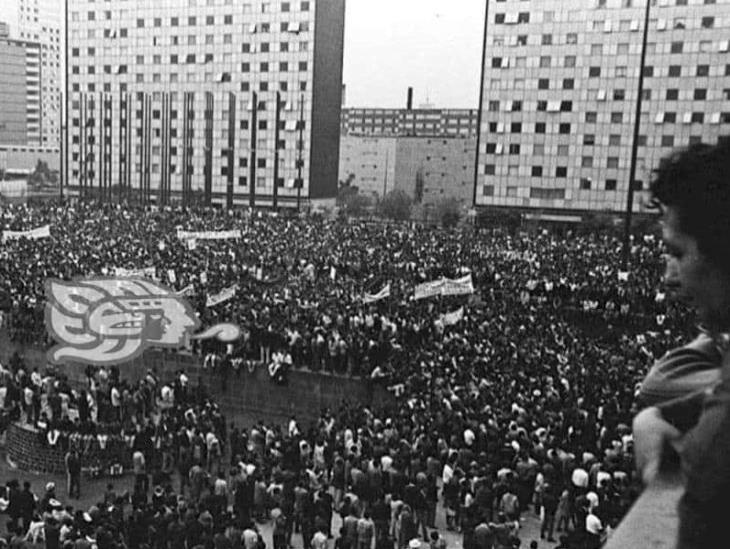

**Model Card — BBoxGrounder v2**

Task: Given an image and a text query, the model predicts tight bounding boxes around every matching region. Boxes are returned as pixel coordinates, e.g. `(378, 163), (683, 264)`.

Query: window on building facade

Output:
(563, 78), (574, 90)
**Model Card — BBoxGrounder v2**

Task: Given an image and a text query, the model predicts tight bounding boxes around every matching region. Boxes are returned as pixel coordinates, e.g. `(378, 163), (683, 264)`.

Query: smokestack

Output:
(407, 87), (413, 111)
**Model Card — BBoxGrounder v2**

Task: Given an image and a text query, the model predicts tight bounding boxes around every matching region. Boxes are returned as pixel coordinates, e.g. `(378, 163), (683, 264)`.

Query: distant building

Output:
(339, 134), (475, 207)
(3, 0), (63, 147)
(65, 0), (345, 208)
(0, 37), (41, 146)
(341, 108), (478, 138)
(475, 0), (730, 217)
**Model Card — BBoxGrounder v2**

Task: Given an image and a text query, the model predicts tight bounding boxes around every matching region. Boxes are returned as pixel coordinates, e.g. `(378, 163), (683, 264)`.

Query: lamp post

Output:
(621, 0), (652, 270)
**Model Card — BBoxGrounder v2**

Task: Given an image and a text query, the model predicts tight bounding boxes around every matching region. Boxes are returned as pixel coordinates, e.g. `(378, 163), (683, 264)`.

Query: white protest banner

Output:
(441, 274), (475, 296)
(114, 266), (157, 279)
(167, 269), (177, 284)
(200, 272), (208, 285)
(330, 266), (337, 281)
(2, 224), (51, 243)
(363, 283), (391, 304)
(414, 279), (444, 300)
(176, 229), (241, 241)
(206, 285), (238, 308)
(186, 238), (197, 251)
(440, 307), (464, 326)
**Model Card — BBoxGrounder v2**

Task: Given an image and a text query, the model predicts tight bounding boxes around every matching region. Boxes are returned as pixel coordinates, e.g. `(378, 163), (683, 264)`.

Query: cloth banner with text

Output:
(2, 224), (51, 243)
(414, 274), (474, 300)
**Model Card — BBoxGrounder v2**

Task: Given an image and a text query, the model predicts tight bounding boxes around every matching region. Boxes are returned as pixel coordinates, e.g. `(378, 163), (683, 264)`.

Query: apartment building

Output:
(475, 0), (730, 216)
(0, 37), (41, 146)
(65, 0), (345, 208)
(342, 107), (479, 138)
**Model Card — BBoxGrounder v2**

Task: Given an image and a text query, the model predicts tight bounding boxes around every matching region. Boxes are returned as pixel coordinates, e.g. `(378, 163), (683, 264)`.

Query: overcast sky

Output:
(343, 0), (486, 110)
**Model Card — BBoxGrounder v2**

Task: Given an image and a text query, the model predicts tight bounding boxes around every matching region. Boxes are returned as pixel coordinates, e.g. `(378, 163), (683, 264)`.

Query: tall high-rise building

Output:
(474, 0), (730, 218)
(0, 37), (41, 146)
(2, 0), (63, 147)
(65, 0), (345, 208)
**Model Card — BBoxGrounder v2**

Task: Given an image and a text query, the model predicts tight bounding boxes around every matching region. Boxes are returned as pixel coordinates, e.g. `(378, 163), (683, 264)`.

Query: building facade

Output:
(65, 0), (345, 207)
(339, 135), (475, 206)
(342, 107), (478, 138)
(0, 38), (41, 146)
(2, 0), (63, 147)
(475, 0), (730, 216)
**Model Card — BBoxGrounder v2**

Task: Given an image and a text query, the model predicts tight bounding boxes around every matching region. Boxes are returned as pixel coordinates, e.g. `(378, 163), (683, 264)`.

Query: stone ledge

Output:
(605, 474), (681, 549)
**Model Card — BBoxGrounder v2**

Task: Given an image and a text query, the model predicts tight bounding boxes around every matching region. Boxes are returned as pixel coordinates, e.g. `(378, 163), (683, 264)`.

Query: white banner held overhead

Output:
(414, 274), (475, 300)
(206, 285), (238, 308)
(414, 279), (444, 300)
(440, 307), (464, 326)
(176, 284), (195, 297)
(441, 274), (475, 296)
(114, 266), (157, 279)
(176, 229), (241, 241)
(363, 283), (391, 304)
(2, 224), (51, 243)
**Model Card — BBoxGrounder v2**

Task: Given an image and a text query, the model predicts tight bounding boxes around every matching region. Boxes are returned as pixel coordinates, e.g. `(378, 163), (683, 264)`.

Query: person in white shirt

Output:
(585, 509), (604, 549)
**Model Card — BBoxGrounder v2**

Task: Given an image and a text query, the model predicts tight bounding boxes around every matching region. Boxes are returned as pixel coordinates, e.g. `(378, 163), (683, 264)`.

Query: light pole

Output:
(622, 0), (652, 270)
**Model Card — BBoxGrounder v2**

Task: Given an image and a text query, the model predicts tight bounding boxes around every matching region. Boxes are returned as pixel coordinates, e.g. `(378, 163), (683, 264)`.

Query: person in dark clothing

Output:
(16, 481), (35, 533)
(634, 139), (730, 549)
(540, 483), (558, 542)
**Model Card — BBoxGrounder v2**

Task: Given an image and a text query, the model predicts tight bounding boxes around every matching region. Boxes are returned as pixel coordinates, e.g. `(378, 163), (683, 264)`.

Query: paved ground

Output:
(0, 444), (558, 548)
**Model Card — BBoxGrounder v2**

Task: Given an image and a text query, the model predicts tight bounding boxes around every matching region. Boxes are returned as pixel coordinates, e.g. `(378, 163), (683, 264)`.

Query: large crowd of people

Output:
(0, 199), (700, 548)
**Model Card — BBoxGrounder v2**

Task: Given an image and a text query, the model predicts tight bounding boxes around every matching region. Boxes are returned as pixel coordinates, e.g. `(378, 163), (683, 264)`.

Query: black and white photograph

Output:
(1, 0), (730, 548)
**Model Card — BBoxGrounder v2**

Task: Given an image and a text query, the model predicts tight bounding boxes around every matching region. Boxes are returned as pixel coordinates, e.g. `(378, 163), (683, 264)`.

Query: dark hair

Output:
(650, 137), (730, 272)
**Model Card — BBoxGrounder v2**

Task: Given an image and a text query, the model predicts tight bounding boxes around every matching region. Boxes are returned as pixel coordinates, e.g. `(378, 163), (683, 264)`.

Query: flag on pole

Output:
(363, 283), (391, 304)
(206, 285), (238, 308)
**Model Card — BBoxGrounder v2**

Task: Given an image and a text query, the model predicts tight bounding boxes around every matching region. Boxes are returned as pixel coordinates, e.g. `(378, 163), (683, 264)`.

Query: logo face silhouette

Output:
(45, 277), (201, 365)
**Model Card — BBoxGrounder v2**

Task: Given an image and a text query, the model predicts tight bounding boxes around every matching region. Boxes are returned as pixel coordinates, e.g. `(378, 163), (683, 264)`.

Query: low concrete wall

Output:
(0, 331), (394, 427)
(605, 474), (681, 549)
(6, 422), (131, 475)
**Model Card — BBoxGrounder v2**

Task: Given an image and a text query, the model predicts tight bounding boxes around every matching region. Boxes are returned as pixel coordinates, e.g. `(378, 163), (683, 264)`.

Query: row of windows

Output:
(494, 9), (717, 29)
(490, 55), (730, 76)
(70, 169), (304, 191)
(70, 80), (309, 93)
(72, 39), (308, 56)
(481, 181), (622, 198)
(70, 21), (309, 41)
(484, 113), (730, 136)
(72, 60), (309, 74)
(71, 1), (310, 23)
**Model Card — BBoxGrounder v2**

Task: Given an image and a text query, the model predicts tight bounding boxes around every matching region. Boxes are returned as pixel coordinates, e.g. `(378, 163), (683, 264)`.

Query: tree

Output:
(378, 189), (412, 221)
(414, 168), (425, 204)
(434, 197), (462, 228)
(337, 182), (371, 217)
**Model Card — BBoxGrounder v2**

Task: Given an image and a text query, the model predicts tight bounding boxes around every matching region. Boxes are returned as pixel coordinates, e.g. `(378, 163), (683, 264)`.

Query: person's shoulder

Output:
(638, 333), (721, 406)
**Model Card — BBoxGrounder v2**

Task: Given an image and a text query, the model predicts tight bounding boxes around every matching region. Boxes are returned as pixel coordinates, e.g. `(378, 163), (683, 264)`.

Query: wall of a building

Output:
(65, 0), (344, 206)
(309, 0), (345, 199)
(338, 135), (397, 199)
(394, 136), (475, 206)
(0, 145), (60, 171)
(0, 39), (30, 145)
(475, 0), (730, 213)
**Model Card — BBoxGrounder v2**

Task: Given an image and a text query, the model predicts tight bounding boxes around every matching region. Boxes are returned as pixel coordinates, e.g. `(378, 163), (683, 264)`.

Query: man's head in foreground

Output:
(651, 137), (730, 333)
